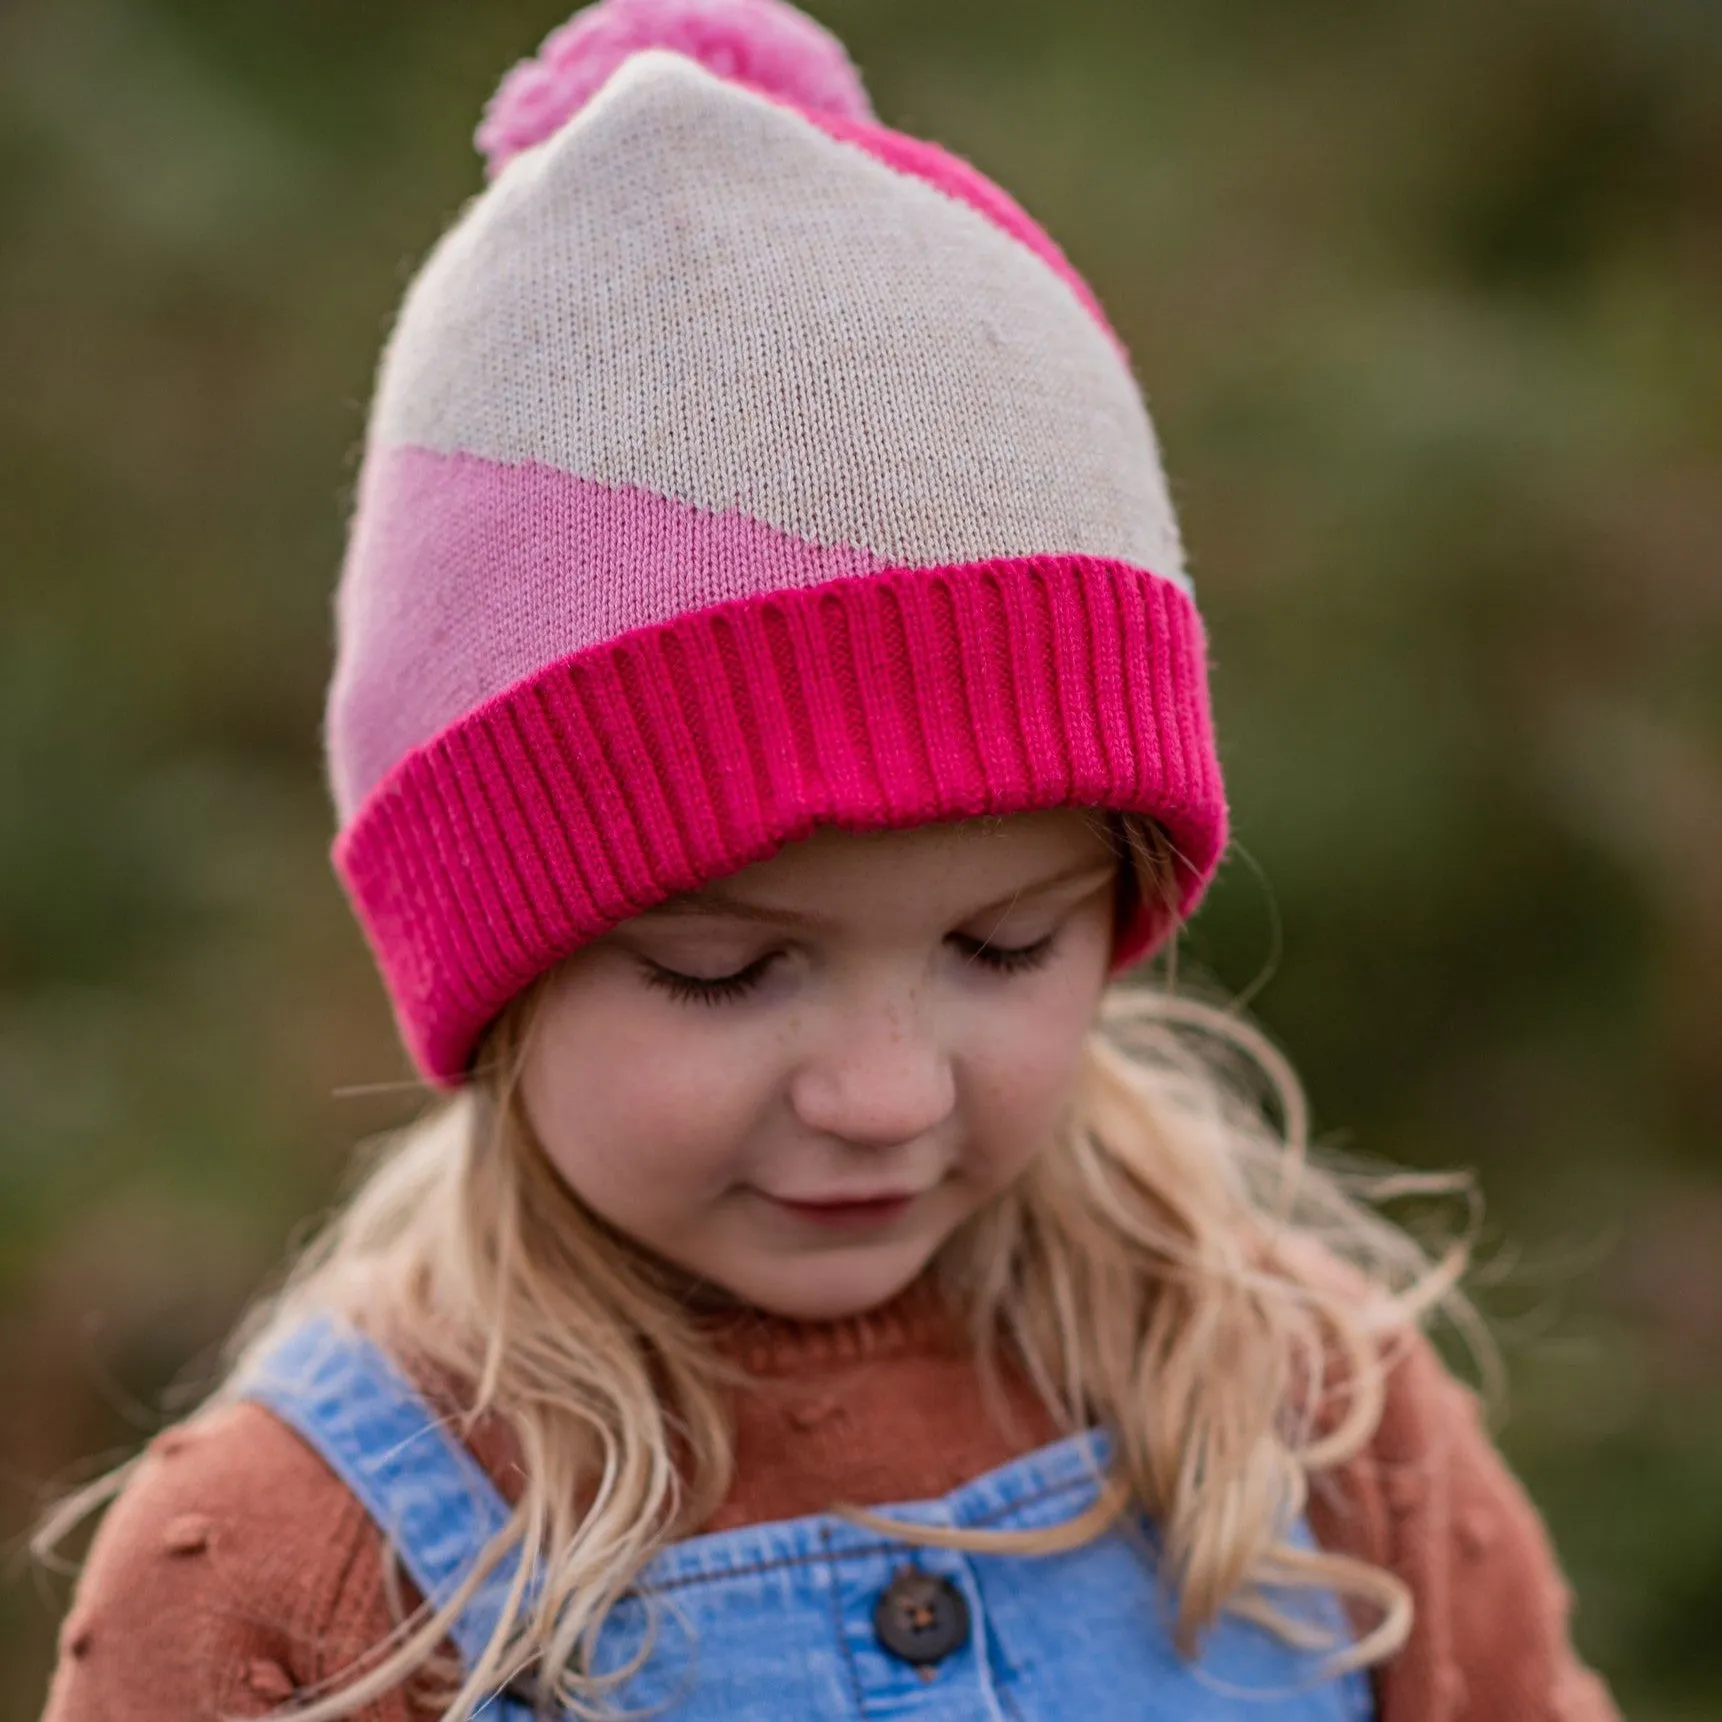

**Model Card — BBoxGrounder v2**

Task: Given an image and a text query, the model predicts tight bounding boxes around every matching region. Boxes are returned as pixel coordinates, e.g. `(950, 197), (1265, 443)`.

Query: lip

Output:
(766, 1191), (920, 1229)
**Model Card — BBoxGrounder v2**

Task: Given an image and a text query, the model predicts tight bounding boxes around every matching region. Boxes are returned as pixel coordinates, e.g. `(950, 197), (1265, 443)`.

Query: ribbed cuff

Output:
(335, 556), (1226, 1086)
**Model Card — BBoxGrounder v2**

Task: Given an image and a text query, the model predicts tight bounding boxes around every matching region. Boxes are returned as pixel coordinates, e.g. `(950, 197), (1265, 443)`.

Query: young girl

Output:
(38, 2), (1618, 1718)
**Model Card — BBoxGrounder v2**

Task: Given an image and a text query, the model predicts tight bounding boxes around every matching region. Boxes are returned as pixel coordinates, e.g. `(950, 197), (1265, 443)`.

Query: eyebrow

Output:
(635, 857), (1116, 932)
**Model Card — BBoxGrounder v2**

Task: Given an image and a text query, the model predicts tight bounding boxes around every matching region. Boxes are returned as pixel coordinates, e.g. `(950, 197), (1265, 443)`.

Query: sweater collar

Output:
(698, 1272), (959, 1375)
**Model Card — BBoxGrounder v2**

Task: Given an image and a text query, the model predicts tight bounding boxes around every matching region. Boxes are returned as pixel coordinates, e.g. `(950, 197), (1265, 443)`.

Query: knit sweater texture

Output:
(42, 1280), (1616, 1722)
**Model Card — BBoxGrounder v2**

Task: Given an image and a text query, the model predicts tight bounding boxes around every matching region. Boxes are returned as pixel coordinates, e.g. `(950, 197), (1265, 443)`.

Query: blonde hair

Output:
(37, 814), (1482, 1720)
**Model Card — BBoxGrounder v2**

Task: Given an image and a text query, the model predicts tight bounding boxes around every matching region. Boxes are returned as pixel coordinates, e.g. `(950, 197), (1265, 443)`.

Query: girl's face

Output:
(519, 811), (1118, 1320)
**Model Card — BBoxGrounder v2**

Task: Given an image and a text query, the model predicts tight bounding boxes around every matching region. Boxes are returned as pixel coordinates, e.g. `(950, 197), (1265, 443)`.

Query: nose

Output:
(788, 986), (956, 1151)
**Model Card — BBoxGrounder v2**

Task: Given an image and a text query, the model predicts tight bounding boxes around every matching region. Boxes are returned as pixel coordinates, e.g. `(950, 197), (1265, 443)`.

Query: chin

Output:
(732, 1244), (934, 1322)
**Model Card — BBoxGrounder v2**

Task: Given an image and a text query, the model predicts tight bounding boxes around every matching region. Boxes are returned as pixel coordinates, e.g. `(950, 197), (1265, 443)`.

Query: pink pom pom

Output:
(476, 0), (874, 178)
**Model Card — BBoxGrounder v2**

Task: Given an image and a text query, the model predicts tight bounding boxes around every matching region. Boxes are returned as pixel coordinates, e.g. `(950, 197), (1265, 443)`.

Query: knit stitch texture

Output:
(328, 13), (1227, 1083)
(41, 1285), (1619, 1722)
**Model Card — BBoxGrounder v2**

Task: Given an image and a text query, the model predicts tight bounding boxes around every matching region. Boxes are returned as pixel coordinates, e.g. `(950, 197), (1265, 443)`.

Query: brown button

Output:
(872, 1567), (969, 1667)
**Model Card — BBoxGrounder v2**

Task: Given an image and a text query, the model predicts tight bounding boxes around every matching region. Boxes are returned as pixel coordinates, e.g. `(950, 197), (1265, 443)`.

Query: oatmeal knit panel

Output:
(365, 55), (1182, 581)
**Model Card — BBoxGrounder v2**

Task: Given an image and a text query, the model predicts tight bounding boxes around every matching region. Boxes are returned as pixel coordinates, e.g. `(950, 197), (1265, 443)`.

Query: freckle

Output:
(162, 1513), (213, 1556)
(62, 1615), (95, 1659)
(152, 1430), (190, 1460)
(1383, 1469), (1426, 1512)
(1434, 1664), (1468, 1714)
(244, 1659), (296, 1702)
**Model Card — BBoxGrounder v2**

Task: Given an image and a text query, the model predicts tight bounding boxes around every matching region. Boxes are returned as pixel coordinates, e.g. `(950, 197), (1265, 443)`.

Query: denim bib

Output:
(245, 1315), (1373, 1721)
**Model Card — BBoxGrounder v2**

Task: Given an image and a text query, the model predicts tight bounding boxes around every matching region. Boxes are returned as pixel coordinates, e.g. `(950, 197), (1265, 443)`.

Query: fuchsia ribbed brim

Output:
(336, 556), (1224, 1086)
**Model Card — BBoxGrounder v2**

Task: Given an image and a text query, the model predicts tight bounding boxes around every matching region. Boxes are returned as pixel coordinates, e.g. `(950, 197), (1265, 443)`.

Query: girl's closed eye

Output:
(638, 951), (781, 1006)
(636, 928), (1060, 1007)
(950, 930), (1057, 975)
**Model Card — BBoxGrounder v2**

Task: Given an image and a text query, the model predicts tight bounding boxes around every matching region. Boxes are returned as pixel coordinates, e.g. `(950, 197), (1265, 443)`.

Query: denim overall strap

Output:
(592, 1429), (1375, 1722)
(242, 1313), (529, 1695)
(241, 1317), (1375, 1721)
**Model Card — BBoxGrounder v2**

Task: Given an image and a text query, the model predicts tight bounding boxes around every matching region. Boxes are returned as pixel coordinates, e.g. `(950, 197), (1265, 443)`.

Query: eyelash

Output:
(641, 954), (776, 1007)
(638, 933), (1059, 1007)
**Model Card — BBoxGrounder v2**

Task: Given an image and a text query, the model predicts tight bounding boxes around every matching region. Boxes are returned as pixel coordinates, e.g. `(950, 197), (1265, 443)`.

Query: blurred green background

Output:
(2, 0), (1719, 1714)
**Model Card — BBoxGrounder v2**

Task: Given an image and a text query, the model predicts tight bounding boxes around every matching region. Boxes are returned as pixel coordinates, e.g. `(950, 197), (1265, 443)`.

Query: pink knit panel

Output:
(327, 446), (887, 819)
(336, 556), (1225, 1084)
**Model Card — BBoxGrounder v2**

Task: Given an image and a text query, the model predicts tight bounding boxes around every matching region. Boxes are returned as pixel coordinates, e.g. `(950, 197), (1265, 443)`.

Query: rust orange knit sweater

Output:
(42, 1281), (1617, 1722)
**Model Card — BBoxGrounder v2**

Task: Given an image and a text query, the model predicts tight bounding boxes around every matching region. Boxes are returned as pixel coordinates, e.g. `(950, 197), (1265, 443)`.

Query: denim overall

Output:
(246, 1315), (1373, 1721)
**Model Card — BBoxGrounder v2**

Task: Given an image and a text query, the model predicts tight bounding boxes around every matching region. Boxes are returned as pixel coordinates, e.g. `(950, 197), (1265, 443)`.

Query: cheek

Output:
(963, 933), (1109, 1170)
(968, 1009), (1088, 1138)
(519, 975), (781, 1217)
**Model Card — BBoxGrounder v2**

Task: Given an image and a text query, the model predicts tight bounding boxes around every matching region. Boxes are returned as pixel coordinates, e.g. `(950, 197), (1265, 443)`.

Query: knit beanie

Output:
(327, 0), (1228, 1087)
